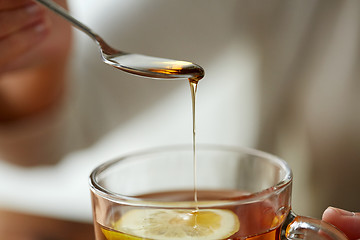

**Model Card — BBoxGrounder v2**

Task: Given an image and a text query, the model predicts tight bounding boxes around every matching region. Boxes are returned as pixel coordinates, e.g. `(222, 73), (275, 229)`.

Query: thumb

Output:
(322, 207), (360, 240)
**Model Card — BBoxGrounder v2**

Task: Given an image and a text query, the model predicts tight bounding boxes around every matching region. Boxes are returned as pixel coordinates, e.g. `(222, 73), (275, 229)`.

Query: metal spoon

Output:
(35, 0), (204, 81)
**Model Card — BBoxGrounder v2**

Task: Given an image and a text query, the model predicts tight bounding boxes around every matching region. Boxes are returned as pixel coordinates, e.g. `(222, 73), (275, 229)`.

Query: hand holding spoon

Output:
(35, 0), (204, 81)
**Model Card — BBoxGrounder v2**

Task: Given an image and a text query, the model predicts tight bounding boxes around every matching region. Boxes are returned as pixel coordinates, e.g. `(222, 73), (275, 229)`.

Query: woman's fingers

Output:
(0, 19), (50, 69)
(0, 3), (46, 38)
(0, 1), (51, 71)
(322, 207), (360, 240)
(0, 0), (33, 10)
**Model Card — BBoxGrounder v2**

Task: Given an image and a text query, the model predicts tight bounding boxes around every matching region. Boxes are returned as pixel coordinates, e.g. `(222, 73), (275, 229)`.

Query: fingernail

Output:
(328, 206), (355, 217)
(34, 21), (47, 33)
(25, 4), (41, 15)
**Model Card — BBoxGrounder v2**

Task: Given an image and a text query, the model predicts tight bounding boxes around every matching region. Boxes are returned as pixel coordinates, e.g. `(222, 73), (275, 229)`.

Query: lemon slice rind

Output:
(102, 228), (143, 240)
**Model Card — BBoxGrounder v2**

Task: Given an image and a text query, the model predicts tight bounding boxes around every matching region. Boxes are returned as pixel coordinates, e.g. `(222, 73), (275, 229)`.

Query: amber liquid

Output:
(189, 77), (199, 208)
(95, 190), (283, 240)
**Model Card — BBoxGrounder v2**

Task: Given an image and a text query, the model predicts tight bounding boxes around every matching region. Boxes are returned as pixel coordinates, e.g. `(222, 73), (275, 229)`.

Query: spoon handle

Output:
(35, 0), (99, 41)
(35, 0), (121, 55)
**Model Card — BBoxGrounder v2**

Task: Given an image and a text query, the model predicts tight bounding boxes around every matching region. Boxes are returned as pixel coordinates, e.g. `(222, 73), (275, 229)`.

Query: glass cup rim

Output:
(89, 144), (293, 208)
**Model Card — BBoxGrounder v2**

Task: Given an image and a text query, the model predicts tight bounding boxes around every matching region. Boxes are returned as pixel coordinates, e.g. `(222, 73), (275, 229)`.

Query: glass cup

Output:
(89, 145), (348, 240)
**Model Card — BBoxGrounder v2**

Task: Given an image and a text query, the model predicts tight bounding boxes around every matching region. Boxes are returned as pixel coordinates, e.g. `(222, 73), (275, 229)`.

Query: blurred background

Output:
(0, 0), (359, 239)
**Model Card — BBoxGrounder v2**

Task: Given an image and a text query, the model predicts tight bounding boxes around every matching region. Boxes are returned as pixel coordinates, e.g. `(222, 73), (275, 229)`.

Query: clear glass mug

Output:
(89, 145), (348, 240)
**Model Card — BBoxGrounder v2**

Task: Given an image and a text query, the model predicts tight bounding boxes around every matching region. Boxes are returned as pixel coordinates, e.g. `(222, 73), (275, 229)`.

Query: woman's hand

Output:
(0, 0), (72, 121)
(323, 207), (360, 240)
(0, 0), (49, 73)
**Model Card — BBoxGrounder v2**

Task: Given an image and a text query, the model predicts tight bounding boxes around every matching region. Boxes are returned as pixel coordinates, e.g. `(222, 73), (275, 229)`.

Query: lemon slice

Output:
(109, 208), (240, 240)
(102, 228), (142, 240)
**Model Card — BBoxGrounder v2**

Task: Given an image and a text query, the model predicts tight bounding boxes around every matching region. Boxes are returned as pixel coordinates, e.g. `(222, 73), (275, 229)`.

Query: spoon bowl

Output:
(35, 0), (204, 81)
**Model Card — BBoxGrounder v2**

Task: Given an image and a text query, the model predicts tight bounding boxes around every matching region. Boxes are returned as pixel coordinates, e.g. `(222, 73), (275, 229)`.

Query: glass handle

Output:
(281, 211), (349, 240)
